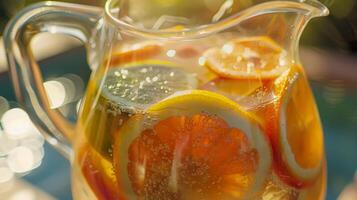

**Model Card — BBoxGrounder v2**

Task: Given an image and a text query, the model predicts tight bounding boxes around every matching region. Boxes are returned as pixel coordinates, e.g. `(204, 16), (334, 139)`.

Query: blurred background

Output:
(0, 0), (356, 200)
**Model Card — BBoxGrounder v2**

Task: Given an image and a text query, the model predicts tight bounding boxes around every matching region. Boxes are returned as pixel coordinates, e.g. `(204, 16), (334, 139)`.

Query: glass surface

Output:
(3, 0), (330, 199)
(74, 42), (326, 199)
(72, 1), (328, 199)
(3, 46), (357, 200)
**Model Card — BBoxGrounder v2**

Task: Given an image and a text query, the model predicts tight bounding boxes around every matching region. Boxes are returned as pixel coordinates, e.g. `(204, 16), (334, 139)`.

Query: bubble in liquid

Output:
(261, 176), (298, 200)
(166, 49), (176, 58)
(102, 64), (197, 110)
(240, 85), (275, 110)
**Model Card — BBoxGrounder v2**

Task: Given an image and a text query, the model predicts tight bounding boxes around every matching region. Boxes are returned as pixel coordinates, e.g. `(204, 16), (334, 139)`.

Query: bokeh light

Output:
(0, 166), (14, 184)
(19, 134), (44, 149)
(0, 96), (46, 184)
(338, 172), (357, 200)
(7, 146), (35, 173)
(44, 80), (66, 109)
(9, 189), (36, 200)
(44, 74), (84, 109)
(0, 132), (18, 156)
(1, 108), (35, 139)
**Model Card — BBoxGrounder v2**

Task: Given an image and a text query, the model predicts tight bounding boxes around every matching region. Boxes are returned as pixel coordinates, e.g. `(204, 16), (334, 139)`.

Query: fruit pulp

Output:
(72, 36), (326, 200)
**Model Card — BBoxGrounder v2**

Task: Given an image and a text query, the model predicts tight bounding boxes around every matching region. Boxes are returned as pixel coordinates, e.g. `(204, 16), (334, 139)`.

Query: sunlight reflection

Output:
(166, 49), (176, 58)
(76, 99), (82, 114)
(198, 56), (206, 66)
(222, 43), (234, 54)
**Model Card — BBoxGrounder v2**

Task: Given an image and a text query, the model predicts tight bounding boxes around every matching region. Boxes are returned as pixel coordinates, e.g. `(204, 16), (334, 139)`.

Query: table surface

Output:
(0, 46), (357, 200)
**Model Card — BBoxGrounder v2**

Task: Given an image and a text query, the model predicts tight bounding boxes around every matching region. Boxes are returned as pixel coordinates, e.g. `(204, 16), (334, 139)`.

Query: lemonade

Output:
(72, 36), (325, 200)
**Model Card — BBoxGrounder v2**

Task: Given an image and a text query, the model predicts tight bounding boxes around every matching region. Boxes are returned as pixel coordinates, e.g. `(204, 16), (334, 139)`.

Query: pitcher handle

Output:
(3, 2), (102, 159)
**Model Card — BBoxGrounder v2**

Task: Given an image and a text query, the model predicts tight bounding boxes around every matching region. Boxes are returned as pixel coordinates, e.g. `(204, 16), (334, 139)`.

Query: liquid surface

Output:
(73, 36), (326, 200)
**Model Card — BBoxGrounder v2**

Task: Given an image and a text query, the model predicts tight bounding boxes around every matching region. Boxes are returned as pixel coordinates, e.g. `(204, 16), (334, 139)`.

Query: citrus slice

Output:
(84, 64), (197, 159)
(114, 90), (272, 199)
(110, 42), (162, 67)
(261, 174), (299, 200)
(80, 146), (122, 200)
(298, 164), (326, 200)
(201, 77), (276, 110)
(266, 68), (324, 188)
(201, 78), (264, 100)
(203, 36), (288, 79)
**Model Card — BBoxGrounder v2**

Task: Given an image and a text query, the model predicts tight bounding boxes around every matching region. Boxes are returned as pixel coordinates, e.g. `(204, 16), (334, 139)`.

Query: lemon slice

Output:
(204, 36), (288, 79)
(267, 68), (324, 188)
(114, 90), (272, 199)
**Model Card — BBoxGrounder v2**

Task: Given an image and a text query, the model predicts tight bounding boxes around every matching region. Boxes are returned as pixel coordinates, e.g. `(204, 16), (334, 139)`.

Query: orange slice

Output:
(80, 146), (122, 200)
(266, 68), (324, 188)
(114, 90), (272, 199)
(201, 78), (264, 100)
(298, 164), (326, 200)
(201, 77), (277, 110)
(261, 174), (299, 199)
(203, 36), (288, 79)
(109, 42), (162, 67)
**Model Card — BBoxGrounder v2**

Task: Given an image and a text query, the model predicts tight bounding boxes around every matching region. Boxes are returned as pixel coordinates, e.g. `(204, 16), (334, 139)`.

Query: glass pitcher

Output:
(4, 0), (329, 199)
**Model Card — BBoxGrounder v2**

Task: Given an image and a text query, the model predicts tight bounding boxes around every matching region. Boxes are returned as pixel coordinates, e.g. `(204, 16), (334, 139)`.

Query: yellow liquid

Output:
(72, 37), (326, 200)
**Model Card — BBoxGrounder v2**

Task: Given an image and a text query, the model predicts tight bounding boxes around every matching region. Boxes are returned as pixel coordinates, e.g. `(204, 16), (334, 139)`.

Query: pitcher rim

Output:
(105, 0), (329, 40)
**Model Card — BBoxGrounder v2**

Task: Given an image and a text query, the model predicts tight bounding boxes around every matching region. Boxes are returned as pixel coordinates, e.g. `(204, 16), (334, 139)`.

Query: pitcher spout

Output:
(217, 0), (330, 62)
(301, 0), (329, 18)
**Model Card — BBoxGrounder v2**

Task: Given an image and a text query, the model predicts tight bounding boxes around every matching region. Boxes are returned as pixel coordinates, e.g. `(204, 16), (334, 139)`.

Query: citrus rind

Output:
(114, 90), (272, 199)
